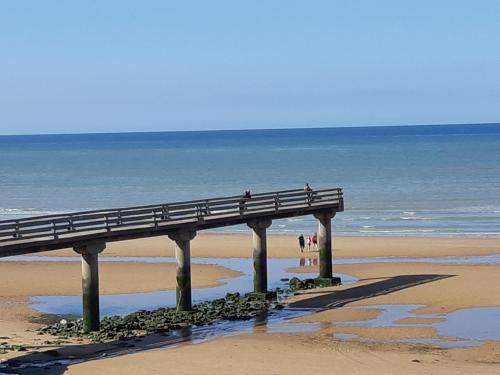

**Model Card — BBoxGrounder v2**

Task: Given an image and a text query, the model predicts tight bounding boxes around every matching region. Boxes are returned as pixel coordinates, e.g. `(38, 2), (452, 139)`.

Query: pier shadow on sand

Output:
(2, 273), (452, 374)
(289, 274), (453, 309)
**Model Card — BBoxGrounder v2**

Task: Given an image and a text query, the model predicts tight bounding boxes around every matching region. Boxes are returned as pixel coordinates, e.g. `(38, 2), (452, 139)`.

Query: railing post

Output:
(168, 229), (197, 311)
(105, 215), (110, 232)
(52, 221), (59, 239)
(153, 209), (158, 228)
(247, 218), (272, 294)
(73, 240), (106, 332)
(14, 221), (20, 238)
(314, 210), (336, 281)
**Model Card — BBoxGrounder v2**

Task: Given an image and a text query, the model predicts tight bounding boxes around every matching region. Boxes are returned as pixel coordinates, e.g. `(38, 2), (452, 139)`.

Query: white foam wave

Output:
(359, 229), (436, 234)
(400, 216), (433, 220)
(0, 207), (66, 219)
(449, 205), (500, 214)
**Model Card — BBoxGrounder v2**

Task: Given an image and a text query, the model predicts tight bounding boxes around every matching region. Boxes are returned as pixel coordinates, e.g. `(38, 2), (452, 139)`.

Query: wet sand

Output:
(2, 235), (500, 373)
(289, 262), (500, 313)
(0, 262), (240, 355)
(0, 261), (240, 297)
(63, 259), (500, 374)
(42, 233), (500, 258)
(65, 332), (500, 375)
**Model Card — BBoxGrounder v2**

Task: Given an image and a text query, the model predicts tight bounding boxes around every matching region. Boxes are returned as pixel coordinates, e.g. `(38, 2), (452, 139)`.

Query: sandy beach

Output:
(42, 233), (500, 258)
(0, 261), (240, 297)
(64, 332), (500, 375)
(1, 234), (500, 374)
(0, 261), (240, 357)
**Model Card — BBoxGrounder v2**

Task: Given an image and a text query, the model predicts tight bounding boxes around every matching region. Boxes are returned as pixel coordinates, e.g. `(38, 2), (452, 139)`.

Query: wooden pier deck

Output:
(0, 187), (343, 331)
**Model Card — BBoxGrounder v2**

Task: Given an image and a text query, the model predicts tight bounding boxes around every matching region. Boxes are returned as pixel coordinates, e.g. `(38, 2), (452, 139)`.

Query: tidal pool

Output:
(3, 255), (499, 350)
(5, 253), (500, 265)
(308, 254), (500, 265)
(0, 308), (323, 372)
(25, 257), (356, 317)
(335, 304), (500, 348)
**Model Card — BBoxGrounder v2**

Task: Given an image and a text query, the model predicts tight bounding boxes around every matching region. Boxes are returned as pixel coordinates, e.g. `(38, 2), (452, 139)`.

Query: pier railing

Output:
(0, 188), (343, 253)
(0, 186), (344, 331)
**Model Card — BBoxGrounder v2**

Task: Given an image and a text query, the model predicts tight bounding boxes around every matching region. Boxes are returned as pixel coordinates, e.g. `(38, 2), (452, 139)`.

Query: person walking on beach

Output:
(306, 235), (312, 251)
(312, 232), (318, 250)
(298, 234), (305, 252)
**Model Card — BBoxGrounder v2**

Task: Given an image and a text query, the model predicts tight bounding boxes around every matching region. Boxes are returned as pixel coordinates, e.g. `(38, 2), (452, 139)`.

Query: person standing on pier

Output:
(239, 190), (252, 214)
(298, 234), (305, 252)
(304, 183), (313, 202)
(306, 235), (312, 251)
(312, 232), (318, 250)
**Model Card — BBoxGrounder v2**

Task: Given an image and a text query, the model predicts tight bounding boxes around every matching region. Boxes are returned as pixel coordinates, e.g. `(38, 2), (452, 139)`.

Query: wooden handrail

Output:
(0, 188), (343, 248)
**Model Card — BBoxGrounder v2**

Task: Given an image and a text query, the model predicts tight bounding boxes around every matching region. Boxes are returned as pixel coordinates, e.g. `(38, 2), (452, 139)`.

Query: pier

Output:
(0, 187), (343, 332)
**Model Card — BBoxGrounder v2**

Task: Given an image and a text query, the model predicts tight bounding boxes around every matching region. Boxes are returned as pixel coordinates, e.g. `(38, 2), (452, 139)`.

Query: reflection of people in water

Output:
(299, 258), (317, 267)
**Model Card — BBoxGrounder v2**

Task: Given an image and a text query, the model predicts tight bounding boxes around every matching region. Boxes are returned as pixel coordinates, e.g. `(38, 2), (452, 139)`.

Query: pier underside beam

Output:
(314, 210), (336, 280)
(247, 218), (272, 294)
(73, 240), (106, 332)
(169, 229), (197, 311)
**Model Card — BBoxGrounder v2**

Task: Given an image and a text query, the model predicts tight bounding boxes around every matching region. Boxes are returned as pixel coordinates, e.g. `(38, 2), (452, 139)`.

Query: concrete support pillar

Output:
(168, 229), (197, 311)
(247, 218), (272, 293)
(73, 241), (106, 332)
(314, 210), (336, 279)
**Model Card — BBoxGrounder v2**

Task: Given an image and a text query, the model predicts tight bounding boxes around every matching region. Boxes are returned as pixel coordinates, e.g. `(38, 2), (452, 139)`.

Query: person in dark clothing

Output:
(298, 234), (305, 252)
(239, 190), (252, 214)
(304, 183), (313, 202)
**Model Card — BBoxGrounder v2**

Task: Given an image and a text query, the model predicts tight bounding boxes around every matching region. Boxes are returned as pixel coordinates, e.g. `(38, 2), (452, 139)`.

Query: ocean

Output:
(0, 123), (499, 237)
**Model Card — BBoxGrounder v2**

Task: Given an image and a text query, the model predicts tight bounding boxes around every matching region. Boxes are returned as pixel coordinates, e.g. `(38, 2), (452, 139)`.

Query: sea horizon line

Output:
(1, 121), (499, 138)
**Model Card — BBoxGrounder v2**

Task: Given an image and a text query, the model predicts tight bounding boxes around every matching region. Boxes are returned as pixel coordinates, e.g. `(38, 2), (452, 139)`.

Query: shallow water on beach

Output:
(301, 254), (500, 265)
(0, 257), (336, 372)
(0, 308), (322, 372)
(6, 253), (500, 266)
(3, 255), (500, 353)
(4, 253), (500, 317)
(333, 332), (481, 348)
(335, 304), (500, 348)
(26, 257), (355, 317)
(5, 252), (498, 317)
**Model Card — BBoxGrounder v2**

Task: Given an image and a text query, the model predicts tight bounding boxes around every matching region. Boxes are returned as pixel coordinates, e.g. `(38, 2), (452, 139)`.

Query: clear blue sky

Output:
(1, 1), (499, 135)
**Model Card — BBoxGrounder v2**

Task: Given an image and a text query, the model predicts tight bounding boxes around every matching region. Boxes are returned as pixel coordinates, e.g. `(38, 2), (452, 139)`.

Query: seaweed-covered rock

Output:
(39, 292), (272, 343)
(38, 278), (328, 344)
(288, 277), (317, 291)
